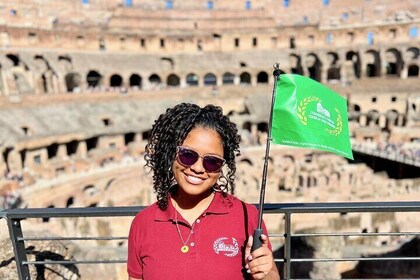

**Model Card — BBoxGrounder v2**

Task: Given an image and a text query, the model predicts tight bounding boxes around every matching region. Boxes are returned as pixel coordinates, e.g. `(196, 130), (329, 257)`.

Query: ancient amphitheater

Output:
(0, 0), (419, 279)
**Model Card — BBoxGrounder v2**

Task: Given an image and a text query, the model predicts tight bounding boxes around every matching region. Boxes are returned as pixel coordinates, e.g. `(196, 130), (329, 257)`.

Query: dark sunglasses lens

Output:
(178, 148), (199, 166)
(203, 156), (224, 172)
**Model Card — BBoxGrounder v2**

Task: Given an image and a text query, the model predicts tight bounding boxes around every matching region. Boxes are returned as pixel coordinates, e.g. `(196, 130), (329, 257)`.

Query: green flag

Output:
(271, 74), (353, 160)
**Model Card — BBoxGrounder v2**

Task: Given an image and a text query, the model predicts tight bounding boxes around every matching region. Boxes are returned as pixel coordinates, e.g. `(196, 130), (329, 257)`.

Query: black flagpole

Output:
(251, 63), (282, 251)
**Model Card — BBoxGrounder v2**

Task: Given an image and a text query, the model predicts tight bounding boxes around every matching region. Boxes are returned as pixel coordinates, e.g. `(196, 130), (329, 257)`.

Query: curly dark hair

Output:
(144, 103), (241, 210)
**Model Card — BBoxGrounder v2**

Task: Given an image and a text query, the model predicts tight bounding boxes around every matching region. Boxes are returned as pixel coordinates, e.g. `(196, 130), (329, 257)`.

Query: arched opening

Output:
(326, 52), (341, 81)
(257, 71), (269, 84)
(345, 51), (361, 79)
(129, 74), (142, 89)
(110, 74), (123, 87)
(240, 72), (251, 85)
(407, 65), (419, 77)
(306, 53), (322, 81)
(186, 73), (199, 86)
(124, 132), (136, 145)
(240, 158), (253, 166)
(66, 140), (79, 156)
(167, 74), (180, 87)
(385, 110), (399, 129)
(83, 185), (97, 196)
(87, 70), (102, 87)
(242, 121), (251, 132)
(6, 54), (20, 66)
(86, 137), (98, 151)
(148, 73), (161, 86)
(385, 49), (403, 76)
(47, 143), (59, 159)
(204, 73), (217, 86)
(289, 54), (304, 75)
(65, 72), (81, 92)
(222, 72), (235, 85)
(365, 50), (381, 77)
(66, 197), (74, 208)
(257, 122), (268, 132)
(367, 110), (380, 126)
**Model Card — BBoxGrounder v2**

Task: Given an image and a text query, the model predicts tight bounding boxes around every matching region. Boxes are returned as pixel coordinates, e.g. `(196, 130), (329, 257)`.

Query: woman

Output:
(127, 103), (279, 280)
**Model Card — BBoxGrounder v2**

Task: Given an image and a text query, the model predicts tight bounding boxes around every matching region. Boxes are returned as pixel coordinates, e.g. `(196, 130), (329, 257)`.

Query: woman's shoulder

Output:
(131, 202), (160, 225)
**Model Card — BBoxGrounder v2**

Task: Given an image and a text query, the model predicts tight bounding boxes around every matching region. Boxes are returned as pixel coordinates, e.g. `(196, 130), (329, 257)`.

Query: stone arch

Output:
(222, 72), (235, 85)
(6, 54), (20, 66)
(65, 72), (81, 92)
(66, 140), (79, 156)
(167, 73), (180, 87)
(407, 65), (419, 77)
(34, 55), (58, 94)
(257, 122), (268, 133)
(365, 50), (381, 77)
(58, 55), (72, 71)
(257, 71), (269, 84)
(110, 74), (123, 87)
(129, 73), (142, 89)
(240, 72), (251, 85)
(406, 47), (419, 60)
(240, 158), (253, 166)
(160, 57), (174, 70)
(86, 70), (102, 87)
(326, 52), (341, 81)
(203, 73), (217, 86)
(83, 184), (98, 196)
(366, 110), (380, 126)
(66, 196), (74, 208)
(6, 54), (32, 94)
(104, 178), (116, 191)
(242, 121), (251, 132)
(306, 53), (322, 81)
(47, 143), (59, 159)
(148, 73), (161, 86)
(406, 47), (419, 77)
(186, 73), (199, 86)
(385, 109), (399, 128)
(345, 51), (361, 78)
(349, 103), (361, 122)
(385, 48), (403, 76)
(289, 54), (304, 75)
(124, 132), (136, 146)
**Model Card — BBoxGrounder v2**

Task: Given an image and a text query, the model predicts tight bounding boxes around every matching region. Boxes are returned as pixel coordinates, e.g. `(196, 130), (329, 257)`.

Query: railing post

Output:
(7, 217), (30, 280)
(284, 213), (291, 280)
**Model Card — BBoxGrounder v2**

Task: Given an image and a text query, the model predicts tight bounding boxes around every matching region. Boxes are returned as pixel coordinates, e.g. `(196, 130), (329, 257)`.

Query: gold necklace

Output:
(174, 210), (195, 253)
(173, 194), (214, 254)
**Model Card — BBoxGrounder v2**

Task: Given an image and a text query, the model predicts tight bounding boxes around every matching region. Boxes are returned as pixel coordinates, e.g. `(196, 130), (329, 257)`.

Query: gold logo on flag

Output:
(297, 96), (320, 125)
(297, 96), (343, 137)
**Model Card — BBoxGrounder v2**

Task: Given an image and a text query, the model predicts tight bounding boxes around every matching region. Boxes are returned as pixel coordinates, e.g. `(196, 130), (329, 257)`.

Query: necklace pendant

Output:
(181, 245), (189, 253)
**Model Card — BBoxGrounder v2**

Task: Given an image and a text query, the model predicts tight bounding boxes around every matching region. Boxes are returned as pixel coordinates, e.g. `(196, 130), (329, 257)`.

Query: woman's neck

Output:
(172, 191), (214, 224)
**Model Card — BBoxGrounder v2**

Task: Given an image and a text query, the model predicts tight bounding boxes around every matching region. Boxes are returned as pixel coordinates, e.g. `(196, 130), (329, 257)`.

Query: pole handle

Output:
(251, 228), (263, 252)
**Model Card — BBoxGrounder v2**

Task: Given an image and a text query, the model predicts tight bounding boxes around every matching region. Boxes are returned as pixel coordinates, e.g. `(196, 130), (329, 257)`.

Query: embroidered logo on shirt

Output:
(213, 237), (239, 257)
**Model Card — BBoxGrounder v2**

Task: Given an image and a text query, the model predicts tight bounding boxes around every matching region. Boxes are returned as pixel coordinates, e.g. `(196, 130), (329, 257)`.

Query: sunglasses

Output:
(176, 146), (225, 173)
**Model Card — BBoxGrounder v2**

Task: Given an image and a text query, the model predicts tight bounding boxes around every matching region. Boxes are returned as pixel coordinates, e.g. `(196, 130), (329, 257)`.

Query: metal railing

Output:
(1, 201), (420, 280)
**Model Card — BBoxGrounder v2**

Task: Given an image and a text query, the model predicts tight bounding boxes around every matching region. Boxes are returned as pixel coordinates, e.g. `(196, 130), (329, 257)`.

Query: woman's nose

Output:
(189, 158), (205, 173)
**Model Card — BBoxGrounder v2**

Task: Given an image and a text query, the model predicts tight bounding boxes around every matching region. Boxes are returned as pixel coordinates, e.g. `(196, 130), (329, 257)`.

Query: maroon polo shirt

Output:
(127, 192), (270, 280)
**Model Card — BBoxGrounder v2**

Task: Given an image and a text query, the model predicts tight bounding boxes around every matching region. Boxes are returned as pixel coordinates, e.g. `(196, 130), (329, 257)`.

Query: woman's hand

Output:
(245, 234), (280, 280)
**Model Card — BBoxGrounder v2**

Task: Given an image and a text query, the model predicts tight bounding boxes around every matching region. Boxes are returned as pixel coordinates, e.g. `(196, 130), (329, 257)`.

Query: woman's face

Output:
(172, 126), (224, 197)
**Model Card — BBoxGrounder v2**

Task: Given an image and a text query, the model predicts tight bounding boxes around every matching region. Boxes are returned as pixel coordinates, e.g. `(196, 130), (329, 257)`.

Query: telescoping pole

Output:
(251, 63), (282, 251)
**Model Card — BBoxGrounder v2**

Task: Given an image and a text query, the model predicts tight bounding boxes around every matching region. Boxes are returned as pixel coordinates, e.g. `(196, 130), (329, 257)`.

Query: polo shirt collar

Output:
(155, 192), (230, 222)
